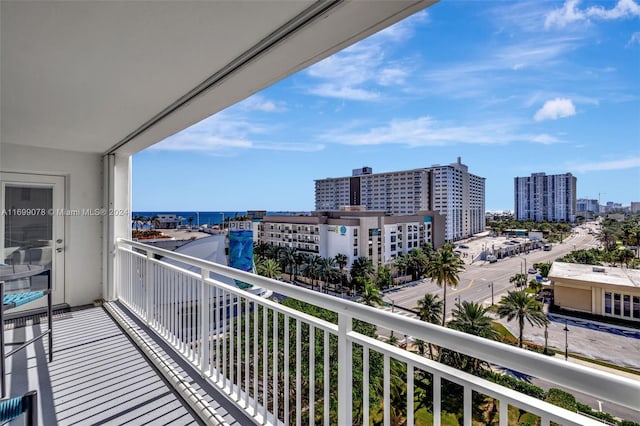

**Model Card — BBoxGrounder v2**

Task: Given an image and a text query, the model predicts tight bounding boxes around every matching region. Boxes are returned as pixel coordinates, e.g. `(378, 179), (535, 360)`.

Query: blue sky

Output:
(133, 0), (640, 212)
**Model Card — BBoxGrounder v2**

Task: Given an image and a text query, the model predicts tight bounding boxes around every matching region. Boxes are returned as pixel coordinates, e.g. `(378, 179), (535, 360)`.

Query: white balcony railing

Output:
(115, 239), (639, 426)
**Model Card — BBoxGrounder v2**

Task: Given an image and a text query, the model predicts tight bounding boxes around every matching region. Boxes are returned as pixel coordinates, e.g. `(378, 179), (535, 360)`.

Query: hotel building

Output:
(514, 172), (577, 222)
(314, 158), (485, 241)
(258, 208), (445, 268)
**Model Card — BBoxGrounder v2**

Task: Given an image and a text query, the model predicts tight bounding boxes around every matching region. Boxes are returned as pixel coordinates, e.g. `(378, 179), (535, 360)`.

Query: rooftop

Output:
(549, 262), (640, 289)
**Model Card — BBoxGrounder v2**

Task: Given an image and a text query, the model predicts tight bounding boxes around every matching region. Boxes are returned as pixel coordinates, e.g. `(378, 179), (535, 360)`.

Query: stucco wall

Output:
(554, 284), (592, 313)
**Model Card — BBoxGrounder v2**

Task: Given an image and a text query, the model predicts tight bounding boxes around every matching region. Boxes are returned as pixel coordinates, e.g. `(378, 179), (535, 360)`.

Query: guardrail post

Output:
(337, 312), (352, 425)
(200, 268), (210, 378)
(145, 251), (154, 326)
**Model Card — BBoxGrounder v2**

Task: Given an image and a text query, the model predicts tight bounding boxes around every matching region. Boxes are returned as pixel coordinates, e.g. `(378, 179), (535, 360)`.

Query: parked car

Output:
(487, 255), (497, 263)
(458, 244), (469, 249)
(528, 267), (537, 274)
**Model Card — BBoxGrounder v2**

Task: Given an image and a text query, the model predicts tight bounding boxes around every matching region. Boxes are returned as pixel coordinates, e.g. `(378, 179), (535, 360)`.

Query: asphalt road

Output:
(379, 226), (640, 421)
(383, 228), (600, 317)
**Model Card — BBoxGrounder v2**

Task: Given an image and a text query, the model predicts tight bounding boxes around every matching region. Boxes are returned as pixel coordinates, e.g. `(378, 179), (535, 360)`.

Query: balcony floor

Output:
(3, 304), (247, 425)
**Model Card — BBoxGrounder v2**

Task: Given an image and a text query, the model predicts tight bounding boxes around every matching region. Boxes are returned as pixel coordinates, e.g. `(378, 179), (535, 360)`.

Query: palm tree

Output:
(407, 248), (429, 280)
(393, 254), (409, 284)
(279, 246), (298, 280)
(301, 254), (321, 291)
(334, 253), (348, 292)
(424, 245), (465, 326)
(256, 258), (281, 279)
(317, 256), (337, 293)
(416, 294), (443, 359)
(509, 273), (528, 288)
(447, 301), (498, 372)
(449, 301), (498, 340)
(359, 277), (383, 306)
(350, 256), (374, 293)
(253, 242), (271, 261)
(497, 290), (548, 348)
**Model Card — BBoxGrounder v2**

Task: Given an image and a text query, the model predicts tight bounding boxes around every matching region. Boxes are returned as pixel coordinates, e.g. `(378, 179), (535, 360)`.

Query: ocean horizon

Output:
(132, 211), (310, 226)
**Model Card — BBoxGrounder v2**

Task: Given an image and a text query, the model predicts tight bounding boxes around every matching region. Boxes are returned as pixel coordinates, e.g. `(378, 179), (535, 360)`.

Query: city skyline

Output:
(133, 0), (640, 212)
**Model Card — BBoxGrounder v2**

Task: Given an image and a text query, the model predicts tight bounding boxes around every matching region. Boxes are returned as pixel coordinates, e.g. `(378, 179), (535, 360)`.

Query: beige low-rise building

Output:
(549, 262), (640, 322)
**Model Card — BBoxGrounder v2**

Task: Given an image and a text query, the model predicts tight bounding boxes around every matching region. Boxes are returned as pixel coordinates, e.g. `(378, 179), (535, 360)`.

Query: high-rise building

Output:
(314, 158), (485, 241)
(577, 198), (599, 217)
(514, 172), (576, 222)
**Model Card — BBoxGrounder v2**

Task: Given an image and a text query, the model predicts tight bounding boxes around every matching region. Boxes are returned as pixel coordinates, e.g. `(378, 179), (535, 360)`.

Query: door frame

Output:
(1, 172), (66, 307)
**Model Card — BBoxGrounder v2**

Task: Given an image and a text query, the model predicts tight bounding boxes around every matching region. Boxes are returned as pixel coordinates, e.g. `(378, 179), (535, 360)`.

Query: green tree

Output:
(301, 254), (321, 291)
(497, 290), (548, 348)
(359, 277), (383, 306)
(317, 256), (337, 293)
(279, 246), (298, 280)
(445, 301), (498, 373)
(424, 245), (465, 326)
(416, 293), (443, 359)
(375, 265), (393, 290)
(256, 258), (281, 279)
(350, 256), (375, 292)
(448, 301), (498, 340)
(393, 254), (409, 284)
(509, 273), (528, 288)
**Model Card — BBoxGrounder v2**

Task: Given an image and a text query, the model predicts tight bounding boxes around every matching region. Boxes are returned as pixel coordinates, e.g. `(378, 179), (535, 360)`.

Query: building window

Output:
(354, 229), (358, 237)
(624, 295), (631, 317)
(354, 248), (358, 256)
(634, 296), (640, 319)
(614, 293), (621, 316)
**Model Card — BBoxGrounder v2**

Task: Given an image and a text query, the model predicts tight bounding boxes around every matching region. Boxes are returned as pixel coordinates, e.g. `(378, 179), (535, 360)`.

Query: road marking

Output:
(450, 278), (474, 296)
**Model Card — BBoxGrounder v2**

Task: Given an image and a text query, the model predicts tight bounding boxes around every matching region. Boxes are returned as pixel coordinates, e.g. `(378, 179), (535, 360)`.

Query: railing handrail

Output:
(116, 238), (640, 411)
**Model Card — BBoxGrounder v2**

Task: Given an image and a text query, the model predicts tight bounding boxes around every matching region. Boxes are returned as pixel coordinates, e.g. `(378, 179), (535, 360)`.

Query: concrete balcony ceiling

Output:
(1, 0), (436, 156)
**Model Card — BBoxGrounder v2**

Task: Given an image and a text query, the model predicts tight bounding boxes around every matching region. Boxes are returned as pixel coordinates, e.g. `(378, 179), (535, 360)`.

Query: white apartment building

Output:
(514, 172), (577, 222)
(258, 209), (445, 268)
(430, 158), (485, 241)
(314, 158), (485, 241)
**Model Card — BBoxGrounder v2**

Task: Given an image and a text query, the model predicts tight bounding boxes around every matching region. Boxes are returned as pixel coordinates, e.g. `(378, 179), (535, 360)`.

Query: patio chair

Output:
(0, 390), (37, 425)
(0, 265), (52, 398)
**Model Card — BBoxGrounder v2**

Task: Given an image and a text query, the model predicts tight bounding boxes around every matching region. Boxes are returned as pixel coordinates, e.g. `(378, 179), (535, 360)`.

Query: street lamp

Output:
(488, 281), (494, 305)
(563, 319), (570, 361)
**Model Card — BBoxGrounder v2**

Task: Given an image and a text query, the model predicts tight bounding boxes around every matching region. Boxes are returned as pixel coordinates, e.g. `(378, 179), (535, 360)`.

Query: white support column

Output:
(337, 313), (353, 425)
(103, 153), (132, 302)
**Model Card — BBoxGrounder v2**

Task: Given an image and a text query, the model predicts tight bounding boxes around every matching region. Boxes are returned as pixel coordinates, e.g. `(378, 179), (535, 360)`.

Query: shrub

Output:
(545, 388), (576, 411)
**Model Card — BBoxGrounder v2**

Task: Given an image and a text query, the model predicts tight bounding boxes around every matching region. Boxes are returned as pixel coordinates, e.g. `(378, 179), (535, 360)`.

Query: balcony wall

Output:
(114, 238), (640, 426)
(1, 143), (103, 307)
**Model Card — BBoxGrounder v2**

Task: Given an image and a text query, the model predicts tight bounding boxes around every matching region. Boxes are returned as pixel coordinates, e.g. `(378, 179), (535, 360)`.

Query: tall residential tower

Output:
(514, 172), (577, 222)
(314, 158), (485, 241)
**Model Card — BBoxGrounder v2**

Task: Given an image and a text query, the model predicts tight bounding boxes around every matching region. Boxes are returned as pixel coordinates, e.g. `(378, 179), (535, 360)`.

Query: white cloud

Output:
(570, 157), (640, 172)
(529, 134), (562, 144)
(627, 32), (640, 47)
(304, 11), (427, 101)
(545, 0), (640, 29)
(534, 98), (576, 121)
(237, 95), (286, 112)
(544, 0), (586, 29)
(321, 116), (564, 147)
(150, 112), (322, 155)
(586, 0), (640, 20)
